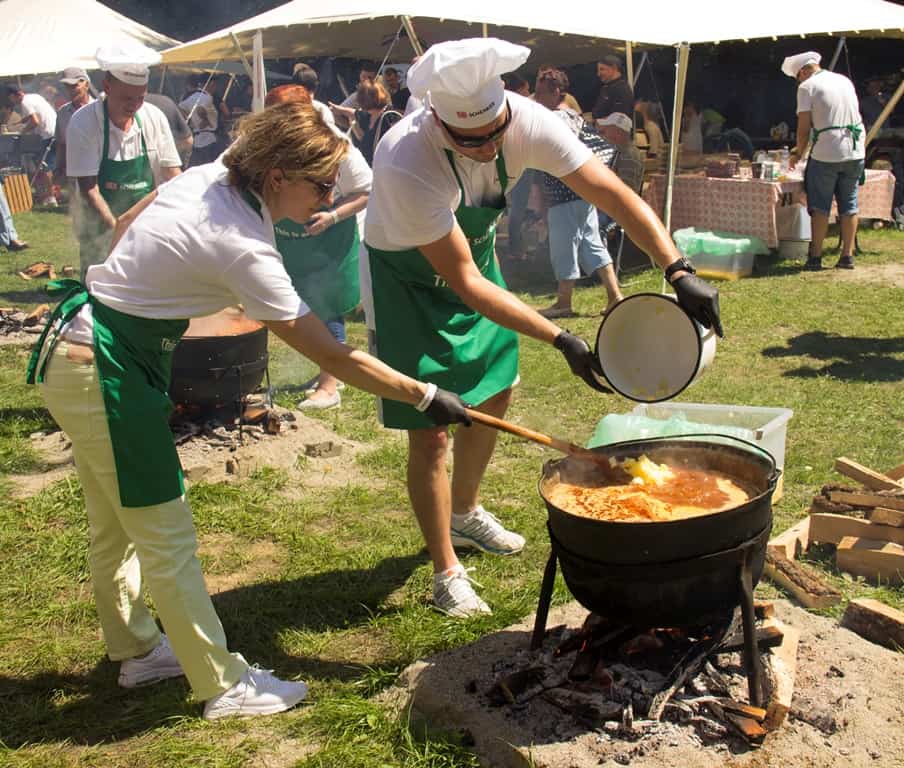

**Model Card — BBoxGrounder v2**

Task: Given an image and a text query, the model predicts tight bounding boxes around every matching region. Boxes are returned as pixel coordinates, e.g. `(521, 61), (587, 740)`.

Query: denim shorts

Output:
(547, 198), (610, 281)
(804, 158), (865, 216)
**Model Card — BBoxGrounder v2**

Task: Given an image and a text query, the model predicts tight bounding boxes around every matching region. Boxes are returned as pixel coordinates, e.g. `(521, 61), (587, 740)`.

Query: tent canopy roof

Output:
(0, 0), (179, 79)
(160, 0), (904, 66)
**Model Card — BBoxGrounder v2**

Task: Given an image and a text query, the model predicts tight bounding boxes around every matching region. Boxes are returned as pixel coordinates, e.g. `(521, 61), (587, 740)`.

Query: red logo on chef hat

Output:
(456, 111), (468, 118)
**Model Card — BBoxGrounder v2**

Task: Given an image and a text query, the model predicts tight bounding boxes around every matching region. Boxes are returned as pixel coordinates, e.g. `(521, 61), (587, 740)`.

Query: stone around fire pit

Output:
(379, 600), (904, 768)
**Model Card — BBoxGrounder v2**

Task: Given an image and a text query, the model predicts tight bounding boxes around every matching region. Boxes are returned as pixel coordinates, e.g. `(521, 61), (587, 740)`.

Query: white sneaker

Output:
(203, 665), (309, 720)
(304, 380), (345, 396)
(297, 391), (341, 410)
(450, 506), (526, 555)
(118, 635), (185, 688)
(433, 565), (492, 618)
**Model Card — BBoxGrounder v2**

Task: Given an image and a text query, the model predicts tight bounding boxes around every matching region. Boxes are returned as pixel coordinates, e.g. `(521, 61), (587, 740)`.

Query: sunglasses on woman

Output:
(303, 176), (337, 200)
(441, 102), (512, 149)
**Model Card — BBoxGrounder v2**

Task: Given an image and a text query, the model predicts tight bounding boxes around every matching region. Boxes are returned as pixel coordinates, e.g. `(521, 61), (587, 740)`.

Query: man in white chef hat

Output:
(782, 50), (864, 270)
(362, 38), (723, 617)
(66, 41), (181, 279)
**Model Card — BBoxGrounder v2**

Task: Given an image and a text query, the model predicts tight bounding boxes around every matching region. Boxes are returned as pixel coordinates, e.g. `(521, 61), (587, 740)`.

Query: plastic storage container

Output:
(673, 227), (769, 280)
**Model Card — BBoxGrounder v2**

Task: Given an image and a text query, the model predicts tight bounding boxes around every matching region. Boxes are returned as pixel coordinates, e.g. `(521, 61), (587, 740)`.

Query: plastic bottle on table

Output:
(780, 146), (790, 173)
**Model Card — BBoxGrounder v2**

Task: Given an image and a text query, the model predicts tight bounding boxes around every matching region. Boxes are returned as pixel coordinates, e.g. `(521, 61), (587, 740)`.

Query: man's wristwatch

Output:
(664, 257), (696, 284)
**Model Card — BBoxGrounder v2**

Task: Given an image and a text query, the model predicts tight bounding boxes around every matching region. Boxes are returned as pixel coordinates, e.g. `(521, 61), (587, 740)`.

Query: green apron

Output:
(806, 71), (866, 186)
(27, 280), (188, 508)
(366, 151), (519, 429)
(274, 213), (360, 320)
(80, 103), (156, 278)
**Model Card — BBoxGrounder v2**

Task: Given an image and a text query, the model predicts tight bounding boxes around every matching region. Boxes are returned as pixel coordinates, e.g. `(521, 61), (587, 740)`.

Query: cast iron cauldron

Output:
(539, 436), (778, 627)
(169, 308), (268, 411)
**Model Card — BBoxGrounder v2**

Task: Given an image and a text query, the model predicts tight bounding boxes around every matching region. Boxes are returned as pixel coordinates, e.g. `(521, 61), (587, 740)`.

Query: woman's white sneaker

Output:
(118, 635), (185, 688)
(450, 506), (526, 555)
(433, 565), (492, 618)
(203, 665), (309, 720)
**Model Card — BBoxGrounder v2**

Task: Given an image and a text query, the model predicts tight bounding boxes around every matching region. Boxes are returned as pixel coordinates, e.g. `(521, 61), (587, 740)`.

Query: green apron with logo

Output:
(805, 71), (866, 186)
(274, 213), (360, 320)
(366, 151), (519, 429)
(80, 102), (156, 278)
(27, 279), (188, 507)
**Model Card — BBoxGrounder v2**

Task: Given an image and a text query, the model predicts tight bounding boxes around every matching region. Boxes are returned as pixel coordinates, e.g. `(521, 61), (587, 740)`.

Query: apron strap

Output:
(810, 122), (864, 152)
(101, 102), (150, 166)
(443, 150), (510, 203)
(241, 188), (264, 220)
(25, 279), (90, 384)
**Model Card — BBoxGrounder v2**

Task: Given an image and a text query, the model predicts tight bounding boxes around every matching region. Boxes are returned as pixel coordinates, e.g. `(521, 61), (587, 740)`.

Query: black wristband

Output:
(664, 257), (696, 283)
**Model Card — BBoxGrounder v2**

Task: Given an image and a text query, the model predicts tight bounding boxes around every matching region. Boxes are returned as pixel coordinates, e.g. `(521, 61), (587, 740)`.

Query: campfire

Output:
(487, 601), (796, 748)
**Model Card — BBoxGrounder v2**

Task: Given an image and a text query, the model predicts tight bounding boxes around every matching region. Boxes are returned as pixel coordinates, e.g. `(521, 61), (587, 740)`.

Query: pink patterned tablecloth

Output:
(643, 170), (895, 248)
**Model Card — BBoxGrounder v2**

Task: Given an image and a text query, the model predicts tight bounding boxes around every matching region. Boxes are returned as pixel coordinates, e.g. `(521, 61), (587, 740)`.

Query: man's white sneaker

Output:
(203, 665), (308, 720)
(433, 565), (492, 618)
(450, 506), (526, 555)
(118, 635), (185, 688)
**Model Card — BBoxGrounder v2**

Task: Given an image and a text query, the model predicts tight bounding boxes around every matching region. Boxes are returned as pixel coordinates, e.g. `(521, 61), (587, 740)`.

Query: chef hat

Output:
(407, 38), (530, 128)
(96, 42), (161, 87)
(781, 51), (821, 79)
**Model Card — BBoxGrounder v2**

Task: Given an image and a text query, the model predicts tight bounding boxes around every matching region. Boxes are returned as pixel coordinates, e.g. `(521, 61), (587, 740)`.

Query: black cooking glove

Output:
(425, 388), (472, 427)
(673, 274), (725, 338)
(554, 331), (605, 389)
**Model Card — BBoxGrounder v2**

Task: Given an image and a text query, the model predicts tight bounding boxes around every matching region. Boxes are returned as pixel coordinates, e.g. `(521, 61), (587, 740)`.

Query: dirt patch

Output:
(829, 261), (904, 289)
(381, 600), (904, 768)
(199, 533), (285, 595)
(9, 410), (375, 498)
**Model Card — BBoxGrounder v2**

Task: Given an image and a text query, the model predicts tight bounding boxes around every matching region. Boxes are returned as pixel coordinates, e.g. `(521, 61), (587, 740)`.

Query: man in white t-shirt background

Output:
(785, 51), (865, 270)
(179, 75), (220, 167)
(3, 84), (59, 206)
(67, 43), (181, 279)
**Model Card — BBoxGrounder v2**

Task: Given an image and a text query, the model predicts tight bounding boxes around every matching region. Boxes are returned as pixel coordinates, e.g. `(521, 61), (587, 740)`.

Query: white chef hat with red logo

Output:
(407, 38), (530, 129)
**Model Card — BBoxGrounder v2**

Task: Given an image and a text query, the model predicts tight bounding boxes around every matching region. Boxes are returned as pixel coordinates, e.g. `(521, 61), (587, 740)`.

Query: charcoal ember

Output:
(690, 715), (729, 743)
(791, 703), (838, 735)
(542, 687), (623, 726)
(487, 666), (546, 706)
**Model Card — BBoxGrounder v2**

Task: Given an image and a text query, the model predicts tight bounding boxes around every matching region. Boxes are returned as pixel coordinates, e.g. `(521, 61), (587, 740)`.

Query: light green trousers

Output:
(39, 342), (247, 700)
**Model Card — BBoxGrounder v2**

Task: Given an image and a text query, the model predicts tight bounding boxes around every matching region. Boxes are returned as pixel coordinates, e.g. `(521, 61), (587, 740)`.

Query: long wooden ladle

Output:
(464, 408), (611, 469)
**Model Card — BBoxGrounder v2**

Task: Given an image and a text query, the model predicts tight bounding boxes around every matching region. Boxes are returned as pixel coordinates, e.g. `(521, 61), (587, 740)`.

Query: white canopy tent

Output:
(161, 0), (904, 234)
(0, 0), (179, 78)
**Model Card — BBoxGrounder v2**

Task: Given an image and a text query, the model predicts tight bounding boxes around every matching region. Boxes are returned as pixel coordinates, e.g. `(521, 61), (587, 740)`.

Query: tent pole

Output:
(251, 30), (266, 113)
(626, 42), (634, 93)
(482, 23), (488, 38)
(828, 36), (846, 71)
(866, 77), (904, 147)
(230, 31), (254, 78)
(661, 42), (691, 281)
(401, 16), (425, 57)
(632, 51), (648, 90)
(159, 65), (167, 94)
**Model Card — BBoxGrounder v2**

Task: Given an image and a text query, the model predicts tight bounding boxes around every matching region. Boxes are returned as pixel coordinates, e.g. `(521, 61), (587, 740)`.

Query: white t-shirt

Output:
(797, 70), (865, 163)
(66, 98), (181, 183)
(178, 90), (218, 148)
(681, 112), (703, 154)
(62, 163), (308, 343)
(364, 92), (591, 251)
(21, 93), (57, 139)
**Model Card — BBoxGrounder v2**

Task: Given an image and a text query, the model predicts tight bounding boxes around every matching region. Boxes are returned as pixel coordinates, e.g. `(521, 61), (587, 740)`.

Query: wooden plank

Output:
(885, 463), (904, 482)
(763, 618), (799, 731)
(716, 698), (768, 722)
(754, 601), (775, 620)
(2, 173), (32, 214)
(836, 537), (904, 586)
(767, 517), (810, 561)
(834, 457), (901, 491)
(764, 550), (841, 609)
(828, 490), (904, 512)
(841, 598), (904, 650)
(809, 513), (904, 547)
(868, 507), (904, 528)
(724, 712), (767, 742)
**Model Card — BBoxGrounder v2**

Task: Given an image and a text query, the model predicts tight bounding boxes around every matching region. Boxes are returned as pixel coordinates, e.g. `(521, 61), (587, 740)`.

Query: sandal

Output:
(802, 257), (823, 271)
(834, 256), (854, 270)
(538, 306), (578, 319)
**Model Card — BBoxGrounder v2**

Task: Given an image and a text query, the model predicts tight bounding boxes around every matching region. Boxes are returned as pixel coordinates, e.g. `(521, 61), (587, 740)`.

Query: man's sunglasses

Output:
(441, 102), (512, 149)
(303, 176), (337, 200)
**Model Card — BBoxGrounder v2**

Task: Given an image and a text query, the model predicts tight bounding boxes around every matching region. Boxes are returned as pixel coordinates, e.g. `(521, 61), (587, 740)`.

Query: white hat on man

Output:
(96, 42), (161, 86)
(406, 38), (530, 129)
(781, 51), (821, 78)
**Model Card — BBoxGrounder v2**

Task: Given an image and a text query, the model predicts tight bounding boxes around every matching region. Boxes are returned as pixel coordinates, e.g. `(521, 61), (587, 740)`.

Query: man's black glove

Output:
(673, 274), (724, 338)
(425, 388), (472, 426)
(554, 331), (608, 391)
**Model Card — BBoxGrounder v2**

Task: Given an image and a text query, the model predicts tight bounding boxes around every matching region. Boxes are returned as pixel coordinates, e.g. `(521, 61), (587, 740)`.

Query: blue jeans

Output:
(0, 182), (19, 247)
(804, 158), (865, 216)
(325, 316), (346, 344)
(507, 170), (534, 255)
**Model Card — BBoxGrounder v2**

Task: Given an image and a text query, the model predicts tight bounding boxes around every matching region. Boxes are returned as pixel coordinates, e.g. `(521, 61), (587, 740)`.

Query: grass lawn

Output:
(0, 209), (902, 767)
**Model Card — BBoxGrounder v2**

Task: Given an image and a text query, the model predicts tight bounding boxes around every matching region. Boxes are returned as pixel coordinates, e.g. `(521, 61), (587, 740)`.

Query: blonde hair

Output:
(222, 102), (346, 192)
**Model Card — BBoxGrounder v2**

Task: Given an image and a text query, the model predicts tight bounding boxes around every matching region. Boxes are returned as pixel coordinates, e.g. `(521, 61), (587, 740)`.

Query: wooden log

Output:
(767, 517), (810, 560)
(719, 624), (785, 653)
(868, 507), (904, 528)
(841, 598), (904, 650)
(754, 601), (775, 620)
(725, 712), (767, 743)
(716, 698), (767, 722)
(764, 550), (841, 609)
(828, 491), (904, 512)
(836, 537), (904, 586)
(23, 304), (49, 327)
(810, 513), (904, 547)
(886, 463), (904, 482)
(834, 457), (901, 492)
(763, 618), (799, 731)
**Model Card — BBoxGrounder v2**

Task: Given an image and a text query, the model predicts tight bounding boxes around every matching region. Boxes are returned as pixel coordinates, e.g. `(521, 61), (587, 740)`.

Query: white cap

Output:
(781, 51), (821, 78)
(96, 42), (161, 87)
(598, 112), (633, 133)
(407, 38), (530, 129)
